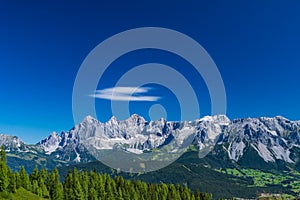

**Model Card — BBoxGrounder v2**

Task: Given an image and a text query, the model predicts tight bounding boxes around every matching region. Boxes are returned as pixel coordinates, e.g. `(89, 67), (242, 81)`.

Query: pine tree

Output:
(19, 166), (31, 190)
(117, 187), (123, 199)
(15, 172), (21, 189)
(64, 172), (74, 200)
(37, 168), (49, 198)
(0, 146), (6, 163)
(0, 161), (8, 192)
(48, 167), (63, 200)
(88, 171), (98, 200)
(110, 178), (118, 198)
(39, 168), (48, 181)
(80, 171), (89, 200)
(38, 176), (49, 198)
(0, 146), (8, 192)
(29, 165), (41, 195)
(194, 190), (212, 200)
(72, 168), (84, 200)
(97, 173), (106, 199)
(89, 188), (98, 200)
(181, 186), (192, 200)
(135, 180), (147, 200)
(129, 186), (139, 200)
(167, 184), (181, 200)
(32, 180), (39, 195)
(7, 168), (16, 193)
(30, 165), (39, 182)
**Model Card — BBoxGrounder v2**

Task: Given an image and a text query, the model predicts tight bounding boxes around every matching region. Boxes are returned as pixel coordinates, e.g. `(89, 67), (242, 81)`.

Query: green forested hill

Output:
(2, 144), (299, 199)
(58, 150), (297, 199)
(0, 146), (212, 200)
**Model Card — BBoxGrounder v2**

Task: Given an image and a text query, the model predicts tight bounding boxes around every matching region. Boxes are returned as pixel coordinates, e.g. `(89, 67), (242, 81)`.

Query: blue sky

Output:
(0, 0), (300, 143)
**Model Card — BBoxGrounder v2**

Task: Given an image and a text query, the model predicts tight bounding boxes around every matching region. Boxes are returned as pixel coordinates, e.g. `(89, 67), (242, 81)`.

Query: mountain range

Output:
(2, 114), (300, 198)
(2, 114), (300, 168)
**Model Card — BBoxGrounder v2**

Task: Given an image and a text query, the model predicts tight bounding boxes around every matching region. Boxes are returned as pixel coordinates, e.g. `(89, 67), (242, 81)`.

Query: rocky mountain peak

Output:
(82, 115), (98, 124)
(0, 134), (24, 149)
(200, 115), (230, 125)
(127, 114), (146, 124)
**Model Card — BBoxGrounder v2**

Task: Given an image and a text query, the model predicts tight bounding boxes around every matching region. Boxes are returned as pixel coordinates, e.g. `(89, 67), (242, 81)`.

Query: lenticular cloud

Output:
(90, 86), (161, 102)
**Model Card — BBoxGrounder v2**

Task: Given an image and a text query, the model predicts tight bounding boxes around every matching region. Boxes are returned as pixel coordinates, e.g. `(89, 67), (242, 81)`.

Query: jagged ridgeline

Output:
(0, 147), (212, 200)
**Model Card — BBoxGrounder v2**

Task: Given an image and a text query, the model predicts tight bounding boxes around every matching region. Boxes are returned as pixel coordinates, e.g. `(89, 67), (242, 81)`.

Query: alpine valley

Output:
(2, 114), (300, 198)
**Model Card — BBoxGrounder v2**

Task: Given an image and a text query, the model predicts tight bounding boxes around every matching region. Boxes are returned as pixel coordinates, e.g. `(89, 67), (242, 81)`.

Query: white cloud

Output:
(90, 86), (160, 102)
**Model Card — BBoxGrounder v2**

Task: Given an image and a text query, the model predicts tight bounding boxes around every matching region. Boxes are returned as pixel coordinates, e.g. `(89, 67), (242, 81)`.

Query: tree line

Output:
(0, 146), (212, 200)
